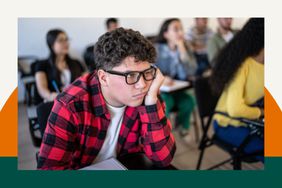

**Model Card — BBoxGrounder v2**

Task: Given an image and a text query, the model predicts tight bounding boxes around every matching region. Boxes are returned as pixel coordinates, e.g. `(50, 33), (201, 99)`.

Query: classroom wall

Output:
(18, 17), (248, 61)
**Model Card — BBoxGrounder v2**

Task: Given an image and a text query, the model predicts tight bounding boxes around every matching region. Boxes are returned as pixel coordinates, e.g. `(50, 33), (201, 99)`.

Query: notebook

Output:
(79, 158), (127, 170)
(160, 80), (190, 92)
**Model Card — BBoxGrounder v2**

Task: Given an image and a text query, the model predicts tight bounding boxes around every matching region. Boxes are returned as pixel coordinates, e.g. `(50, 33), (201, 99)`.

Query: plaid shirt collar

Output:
(88, 71), (111, 119)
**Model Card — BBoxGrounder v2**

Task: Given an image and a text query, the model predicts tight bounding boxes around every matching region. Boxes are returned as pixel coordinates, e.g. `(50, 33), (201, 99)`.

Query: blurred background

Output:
(18, 17), (264, 170)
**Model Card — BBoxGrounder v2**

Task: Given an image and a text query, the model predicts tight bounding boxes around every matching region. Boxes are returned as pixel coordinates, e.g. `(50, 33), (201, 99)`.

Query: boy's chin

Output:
(126, 99), (144, 107)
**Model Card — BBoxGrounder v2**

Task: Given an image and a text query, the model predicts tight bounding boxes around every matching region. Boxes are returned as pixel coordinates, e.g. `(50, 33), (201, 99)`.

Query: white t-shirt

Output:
(222, 31), (234, 43)
(93, 104), (126, 164)
(60, 69), (71, 89)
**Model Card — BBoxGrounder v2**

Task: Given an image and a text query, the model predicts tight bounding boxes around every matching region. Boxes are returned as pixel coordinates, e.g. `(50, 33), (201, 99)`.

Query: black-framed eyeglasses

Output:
(104, 65), (157, 85)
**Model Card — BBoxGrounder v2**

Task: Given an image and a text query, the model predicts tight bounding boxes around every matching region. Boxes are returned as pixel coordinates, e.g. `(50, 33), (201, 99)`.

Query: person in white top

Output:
(34, 29), (85, 104)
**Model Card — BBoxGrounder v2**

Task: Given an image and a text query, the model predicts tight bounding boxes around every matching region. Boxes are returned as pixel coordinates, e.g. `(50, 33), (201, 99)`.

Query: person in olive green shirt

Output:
(210, 18), (264, 162)
(207, 18), (238, 66)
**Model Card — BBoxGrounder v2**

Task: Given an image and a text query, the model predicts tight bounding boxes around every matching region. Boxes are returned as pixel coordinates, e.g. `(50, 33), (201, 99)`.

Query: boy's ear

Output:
(97, 69), (109, 87)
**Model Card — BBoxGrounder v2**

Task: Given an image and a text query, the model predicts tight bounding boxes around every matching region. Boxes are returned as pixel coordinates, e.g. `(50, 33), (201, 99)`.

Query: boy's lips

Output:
(132, 91), (147, 99)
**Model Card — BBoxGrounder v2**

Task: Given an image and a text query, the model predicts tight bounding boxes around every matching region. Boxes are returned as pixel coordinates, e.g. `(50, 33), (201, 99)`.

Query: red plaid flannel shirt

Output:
(37, 72), (176, 170)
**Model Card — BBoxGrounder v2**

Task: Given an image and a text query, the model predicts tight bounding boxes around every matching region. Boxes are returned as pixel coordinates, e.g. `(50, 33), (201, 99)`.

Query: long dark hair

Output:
(156, 18), (180, 44)
(46, 29), (71, 86)
(210, 18), (264, 95)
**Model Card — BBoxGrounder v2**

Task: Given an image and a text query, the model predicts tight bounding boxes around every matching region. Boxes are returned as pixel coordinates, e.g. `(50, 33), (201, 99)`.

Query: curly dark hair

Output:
(94, 27), (156, 70)
(210, 18), (264, 95)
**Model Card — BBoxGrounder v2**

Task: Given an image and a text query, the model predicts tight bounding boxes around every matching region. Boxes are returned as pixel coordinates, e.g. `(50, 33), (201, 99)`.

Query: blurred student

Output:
(155, 18), (196, 138)
(37, 28), (176, 170)
(210, 18), (264, 161)
(207, 18), (237, 65)
(35, 29), (84, 103)
(106, 18), (119, 32)
(186, 18), (213, 76)
(83, 44), (96, 72)
(34, 29), (85, 104)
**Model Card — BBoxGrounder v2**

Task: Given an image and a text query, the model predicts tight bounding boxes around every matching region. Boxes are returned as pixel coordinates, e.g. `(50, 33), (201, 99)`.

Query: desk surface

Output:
(160, 80), (192, 93)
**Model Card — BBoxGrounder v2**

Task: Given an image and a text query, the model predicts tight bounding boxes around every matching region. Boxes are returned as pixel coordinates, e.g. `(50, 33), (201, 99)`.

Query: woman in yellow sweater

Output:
(210, 18), (264, 161)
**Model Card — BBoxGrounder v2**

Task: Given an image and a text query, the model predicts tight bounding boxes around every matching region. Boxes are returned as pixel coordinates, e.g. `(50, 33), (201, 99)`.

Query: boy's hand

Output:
(144, 68), (164, 105)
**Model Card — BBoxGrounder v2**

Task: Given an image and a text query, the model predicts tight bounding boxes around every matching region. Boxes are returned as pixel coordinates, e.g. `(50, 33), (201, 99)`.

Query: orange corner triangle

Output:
(0, 88), (18, 156)
(265, 88), (282, 156)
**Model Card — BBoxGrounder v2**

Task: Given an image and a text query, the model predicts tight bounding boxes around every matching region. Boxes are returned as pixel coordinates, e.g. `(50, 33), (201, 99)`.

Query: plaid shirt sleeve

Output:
(37, 100), (78, 170)
(137, 97), (176, 167)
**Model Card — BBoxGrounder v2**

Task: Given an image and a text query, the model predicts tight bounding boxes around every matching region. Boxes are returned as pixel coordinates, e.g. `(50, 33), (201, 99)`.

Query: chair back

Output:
(36, 102), (54, 137)
(194, 76), (219, 119)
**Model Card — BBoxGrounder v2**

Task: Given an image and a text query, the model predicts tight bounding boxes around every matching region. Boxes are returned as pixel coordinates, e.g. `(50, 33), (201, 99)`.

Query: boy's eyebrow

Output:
(123, 66), (153, 73)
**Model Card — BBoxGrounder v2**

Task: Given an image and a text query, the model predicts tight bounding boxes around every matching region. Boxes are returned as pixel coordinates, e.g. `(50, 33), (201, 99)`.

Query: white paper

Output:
(160, 80), (191, 92)
(79, 158), (127, 170)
